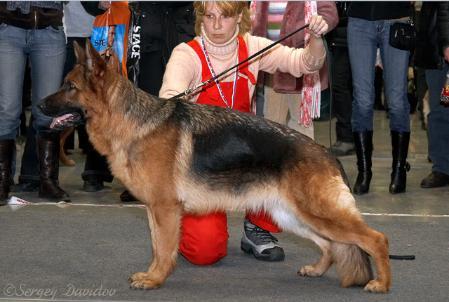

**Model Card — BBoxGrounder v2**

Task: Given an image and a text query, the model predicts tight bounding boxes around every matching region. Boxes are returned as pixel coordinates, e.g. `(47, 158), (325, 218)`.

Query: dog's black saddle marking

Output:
(192, 120), (297, 191)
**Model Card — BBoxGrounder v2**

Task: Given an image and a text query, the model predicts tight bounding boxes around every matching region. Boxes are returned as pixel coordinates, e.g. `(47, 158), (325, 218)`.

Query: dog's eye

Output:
(69, 82), (77, 90)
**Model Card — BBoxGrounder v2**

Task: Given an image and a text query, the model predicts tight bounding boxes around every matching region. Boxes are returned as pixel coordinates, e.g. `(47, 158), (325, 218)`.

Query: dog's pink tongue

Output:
(50, 114), (73, 129)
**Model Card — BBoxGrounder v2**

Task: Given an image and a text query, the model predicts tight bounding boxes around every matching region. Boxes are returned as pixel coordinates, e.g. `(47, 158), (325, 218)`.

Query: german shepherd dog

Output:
(39, 41), (391, 293)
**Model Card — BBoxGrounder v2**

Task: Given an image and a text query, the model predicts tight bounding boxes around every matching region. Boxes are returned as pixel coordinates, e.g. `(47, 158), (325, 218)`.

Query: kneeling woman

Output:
(159, 1), (328, 265)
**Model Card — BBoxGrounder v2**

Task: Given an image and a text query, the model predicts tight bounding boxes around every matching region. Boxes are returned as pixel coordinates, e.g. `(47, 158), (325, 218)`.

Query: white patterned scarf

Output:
(299, 0), (321, 127)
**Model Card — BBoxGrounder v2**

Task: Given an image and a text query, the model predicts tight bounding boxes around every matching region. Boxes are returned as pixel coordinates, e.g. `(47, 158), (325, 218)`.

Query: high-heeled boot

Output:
(389, 131), (411, 194)
(353, 131), (373, 195)
(0, 140), (15, 205)
(38, 131), (70, 201)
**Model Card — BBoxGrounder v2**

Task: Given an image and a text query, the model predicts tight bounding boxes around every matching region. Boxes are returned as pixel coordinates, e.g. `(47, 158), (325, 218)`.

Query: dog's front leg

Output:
(129, 201), (182, 289)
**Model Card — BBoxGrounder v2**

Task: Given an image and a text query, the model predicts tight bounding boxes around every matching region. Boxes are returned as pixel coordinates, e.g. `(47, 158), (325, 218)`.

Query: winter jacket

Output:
(414, 2), (449, 70)
(347, 2), (411, 21)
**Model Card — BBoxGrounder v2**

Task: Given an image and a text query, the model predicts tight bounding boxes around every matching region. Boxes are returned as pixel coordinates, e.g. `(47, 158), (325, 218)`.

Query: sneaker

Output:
(241, 220), (285, 261)
(420, 171), (449, 188)
(83, 177), (104, 192)
(329, 141), (355, 156)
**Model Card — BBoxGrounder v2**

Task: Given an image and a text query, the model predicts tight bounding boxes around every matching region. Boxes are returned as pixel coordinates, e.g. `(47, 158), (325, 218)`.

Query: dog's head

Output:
(39, 40), (121, 130)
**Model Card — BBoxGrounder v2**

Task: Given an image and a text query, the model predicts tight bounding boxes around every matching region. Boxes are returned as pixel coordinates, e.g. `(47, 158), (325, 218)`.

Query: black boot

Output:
(0, 140), (15, 205)
(389, 131), (411, 194)
(38, 131), (70, 202)
(353, 131), (373, 195)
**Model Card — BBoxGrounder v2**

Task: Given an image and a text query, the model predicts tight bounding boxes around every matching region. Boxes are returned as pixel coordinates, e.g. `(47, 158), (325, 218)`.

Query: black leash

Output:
(167, 23), (310, 101)
(389, 254), (415, 260)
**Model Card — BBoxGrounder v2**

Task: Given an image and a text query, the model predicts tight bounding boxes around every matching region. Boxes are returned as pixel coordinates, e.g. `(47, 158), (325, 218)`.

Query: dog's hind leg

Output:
(270, 207), (333, 277)
(290, 184), (390, 293)
(297, 231), (333, 277)
(129, 201), (182, 289)
(325, 223), (389, 293)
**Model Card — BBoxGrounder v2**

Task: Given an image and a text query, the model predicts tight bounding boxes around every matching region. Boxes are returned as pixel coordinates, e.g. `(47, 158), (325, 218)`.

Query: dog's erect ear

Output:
(73, 40), (86, 64)
(85, 39), (106, 75)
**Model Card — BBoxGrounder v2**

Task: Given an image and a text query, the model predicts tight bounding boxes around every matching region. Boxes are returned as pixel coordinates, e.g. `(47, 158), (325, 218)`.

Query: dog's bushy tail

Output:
(331, 242), (373, 287)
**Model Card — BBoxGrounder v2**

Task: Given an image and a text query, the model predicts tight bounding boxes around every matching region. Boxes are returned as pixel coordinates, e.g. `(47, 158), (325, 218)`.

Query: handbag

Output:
(90, 1), (131, 76)
(389, 18), (416, 51)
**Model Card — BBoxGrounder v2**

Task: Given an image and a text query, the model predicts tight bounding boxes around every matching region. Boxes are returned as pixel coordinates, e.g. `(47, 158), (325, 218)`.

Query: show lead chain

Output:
(167, 23), (310, 101)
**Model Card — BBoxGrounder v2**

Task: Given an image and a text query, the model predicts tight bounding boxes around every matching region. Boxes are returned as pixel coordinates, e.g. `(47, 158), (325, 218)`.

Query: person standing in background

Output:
(415, 2), (449, 188)
(252, 1), (338, 139)
(347, 2), (413, 195)
(326, 2), (355, 156)
(0, 1), (68, 205)
(67, 1), (115, 192)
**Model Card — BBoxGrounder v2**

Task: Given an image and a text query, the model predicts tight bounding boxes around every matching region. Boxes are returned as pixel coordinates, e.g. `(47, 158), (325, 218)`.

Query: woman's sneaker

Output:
(240, 220), (285, 261)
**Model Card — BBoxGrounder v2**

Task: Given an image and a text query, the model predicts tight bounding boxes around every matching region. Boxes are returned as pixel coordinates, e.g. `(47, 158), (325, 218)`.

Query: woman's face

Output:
(202, 2), (242, 44)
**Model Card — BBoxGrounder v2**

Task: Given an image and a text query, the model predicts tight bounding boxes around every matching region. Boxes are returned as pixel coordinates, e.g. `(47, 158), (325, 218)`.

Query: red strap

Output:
(237, 35), (256, 85)
(187, 37), (253, 112)
(187, 37), (256, 85)
(187, 39), (214, 86)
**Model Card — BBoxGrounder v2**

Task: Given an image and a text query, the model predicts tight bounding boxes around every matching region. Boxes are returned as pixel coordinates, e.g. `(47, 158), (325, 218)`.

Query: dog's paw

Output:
(128, 272), (149, 283)
(129, 279), (161, 290)
(128, 272), (163, 290)
(297, 265), (323, 277)
(363, 279), (389, 293)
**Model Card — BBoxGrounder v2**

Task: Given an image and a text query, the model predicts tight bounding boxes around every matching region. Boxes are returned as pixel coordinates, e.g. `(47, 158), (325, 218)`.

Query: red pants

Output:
(179, 211), (281, 265)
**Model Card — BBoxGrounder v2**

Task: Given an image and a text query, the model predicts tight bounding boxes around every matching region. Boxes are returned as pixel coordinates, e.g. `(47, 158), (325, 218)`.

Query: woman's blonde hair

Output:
(193, 1), (251, 36)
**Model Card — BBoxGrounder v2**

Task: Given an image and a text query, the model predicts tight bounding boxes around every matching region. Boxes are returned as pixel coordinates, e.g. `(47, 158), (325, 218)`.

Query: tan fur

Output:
(40, 41), (392, 293)
(59, 127), (75, 166)
(332, 242), (373, 287)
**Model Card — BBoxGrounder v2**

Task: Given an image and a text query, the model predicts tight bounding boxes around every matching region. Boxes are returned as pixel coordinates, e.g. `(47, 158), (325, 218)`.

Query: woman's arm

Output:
(159, 43), (201, 99)
(306, 15), (329, 61)
(254, 13), (329, 77)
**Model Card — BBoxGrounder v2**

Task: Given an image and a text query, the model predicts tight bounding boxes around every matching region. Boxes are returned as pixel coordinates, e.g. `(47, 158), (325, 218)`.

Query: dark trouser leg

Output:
(17, 115), (40, 191)
(81, 139), (113, 192)
(331, 46), (353, 144)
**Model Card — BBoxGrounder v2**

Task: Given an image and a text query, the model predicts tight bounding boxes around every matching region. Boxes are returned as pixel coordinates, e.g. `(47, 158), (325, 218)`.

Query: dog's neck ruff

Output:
(200, 23), (239, 57)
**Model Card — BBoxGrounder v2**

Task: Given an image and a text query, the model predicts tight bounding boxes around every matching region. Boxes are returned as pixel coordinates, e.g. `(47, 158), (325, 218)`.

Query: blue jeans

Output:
(347, 17), (410, 132)
(0, 23), (66, 140)
(425, 65), (449, 175)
